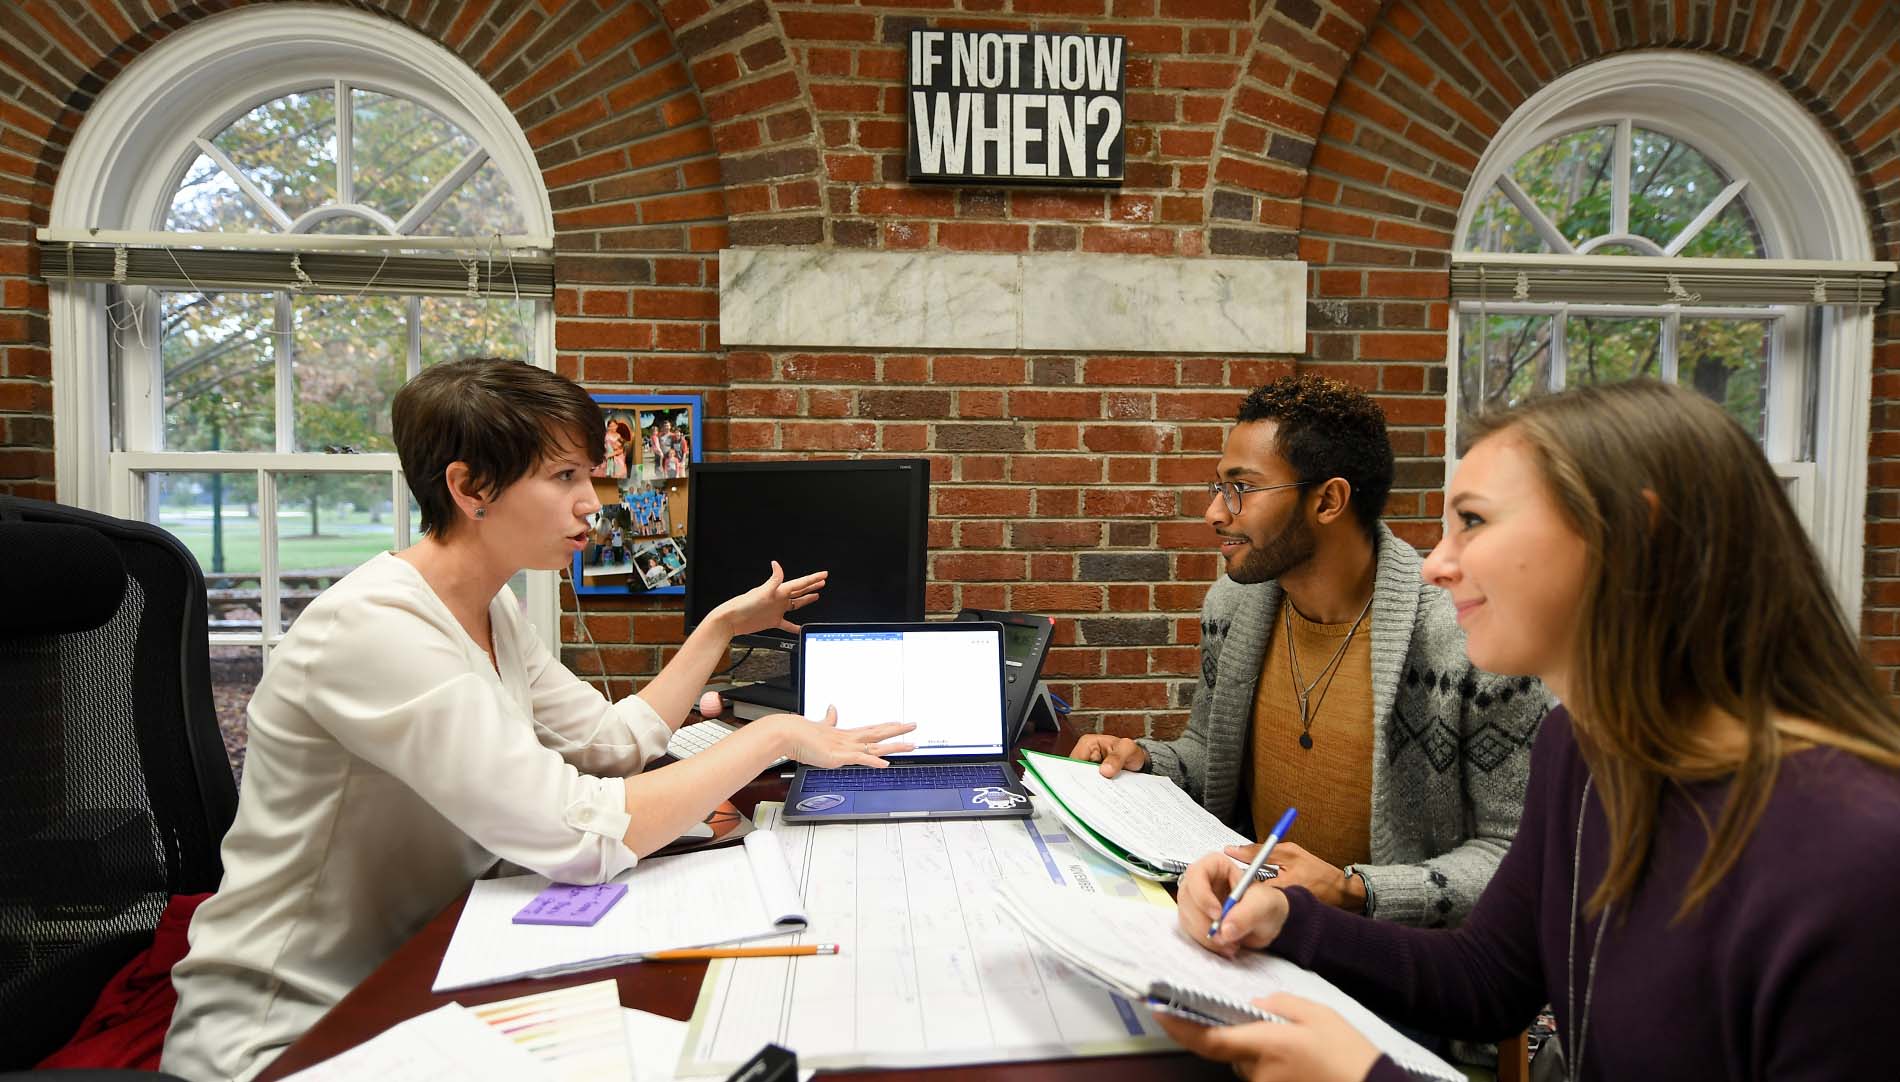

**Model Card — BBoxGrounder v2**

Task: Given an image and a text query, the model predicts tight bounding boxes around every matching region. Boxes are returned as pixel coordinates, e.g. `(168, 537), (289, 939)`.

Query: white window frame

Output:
(1454, 301), (1803, 462)
(1449, 52), (1878, 618)
(46, 6), (561, 654)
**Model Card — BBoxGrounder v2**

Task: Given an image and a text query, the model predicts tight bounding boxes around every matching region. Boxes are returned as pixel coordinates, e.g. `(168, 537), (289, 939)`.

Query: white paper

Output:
(468, 980), (631, 1082)
(1022, 750), (1253, 871)
(282, 1003), (554, 1082)
(996, 881), (1461, 1082)
(434, 831), (807, 991)
(623, 1008), (691, 1082)
(680, 801), (1180, 1072)
(625, 1009), (815, 1082)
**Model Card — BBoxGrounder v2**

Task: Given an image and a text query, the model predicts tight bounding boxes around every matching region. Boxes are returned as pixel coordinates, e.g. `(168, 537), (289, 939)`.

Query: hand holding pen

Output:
(1210, 807), (1295, 939)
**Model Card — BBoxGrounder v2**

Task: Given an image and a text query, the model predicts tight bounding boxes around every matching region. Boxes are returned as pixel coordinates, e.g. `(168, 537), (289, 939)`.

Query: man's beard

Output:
(1223, 508), (1316, 585)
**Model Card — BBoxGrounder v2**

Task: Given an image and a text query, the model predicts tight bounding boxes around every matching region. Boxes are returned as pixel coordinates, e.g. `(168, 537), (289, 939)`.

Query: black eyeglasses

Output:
(1203, 479), (1310, 515)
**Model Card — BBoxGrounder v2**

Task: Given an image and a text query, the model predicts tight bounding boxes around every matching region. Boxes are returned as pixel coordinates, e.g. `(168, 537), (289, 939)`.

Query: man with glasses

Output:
(1073, 374), (1549, 928)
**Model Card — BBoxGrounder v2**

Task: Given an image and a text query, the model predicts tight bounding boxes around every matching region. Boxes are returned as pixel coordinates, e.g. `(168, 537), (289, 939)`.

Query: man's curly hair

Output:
(1236, 374), (1393, 542)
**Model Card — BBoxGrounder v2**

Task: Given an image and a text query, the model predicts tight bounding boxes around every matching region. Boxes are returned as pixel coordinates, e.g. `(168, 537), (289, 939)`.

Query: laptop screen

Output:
(799, 625), (1006, 758)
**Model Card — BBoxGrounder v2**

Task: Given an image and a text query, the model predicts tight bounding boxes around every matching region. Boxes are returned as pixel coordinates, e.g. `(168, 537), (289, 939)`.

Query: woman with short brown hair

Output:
(164, 358), (914, 1081)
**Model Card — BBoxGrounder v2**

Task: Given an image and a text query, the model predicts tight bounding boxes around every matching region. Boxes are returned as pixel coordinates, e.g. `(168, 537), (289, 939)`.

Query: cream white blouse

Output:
(162, 553), (670, 1082)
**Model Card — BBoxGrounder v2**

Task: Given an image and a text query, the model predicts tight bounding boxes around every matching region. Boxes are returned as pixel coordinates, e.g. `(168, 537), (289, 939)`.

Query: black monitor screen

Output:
(684, 459), (930, 645)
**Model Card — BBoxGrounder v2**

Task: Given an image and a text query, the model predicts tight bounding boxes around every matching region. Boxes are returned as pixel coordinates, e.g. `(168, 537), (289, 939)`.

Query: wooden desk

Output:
(256, 723), (1229, 1082)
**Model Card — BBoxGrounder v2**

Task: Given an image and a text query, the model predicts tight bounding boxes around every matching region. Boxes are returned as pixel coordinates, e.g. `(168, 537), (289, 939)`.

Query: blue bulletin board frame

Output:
(573, 393), (703, 597)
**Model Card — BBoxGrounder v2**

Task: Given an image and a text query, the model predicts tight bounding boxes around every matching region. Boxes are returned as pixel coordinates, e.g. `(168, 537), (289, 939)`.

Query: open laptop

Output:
(782, 621), (1034, 823)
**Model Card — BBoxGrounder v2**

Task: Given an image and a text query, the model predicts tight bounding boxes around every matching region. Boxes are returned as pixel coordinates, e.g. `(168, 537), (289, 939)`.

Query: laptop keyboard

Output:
(803, 765), (1009, 791)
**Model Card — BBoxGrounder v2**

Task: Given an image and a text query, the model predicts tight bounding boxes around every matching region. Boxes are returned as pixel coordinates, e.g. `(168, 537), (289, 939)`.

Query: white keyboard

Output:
(666, 718), (788, 768)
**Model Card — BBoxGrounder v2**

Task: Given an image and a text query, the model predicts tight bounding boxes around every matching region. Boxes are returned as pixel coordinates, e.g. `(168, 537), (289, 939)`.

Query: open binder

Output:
(995, 880), (1463, 1082)
(1018, 749), (1260, 880)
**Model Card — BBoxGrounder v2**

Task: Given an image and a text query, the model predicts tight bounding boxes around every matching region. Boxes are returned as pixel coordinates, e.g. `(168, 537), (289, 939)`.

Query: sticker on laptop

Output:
(969, 786), (1027, 809)
(795, 794), (846, 812)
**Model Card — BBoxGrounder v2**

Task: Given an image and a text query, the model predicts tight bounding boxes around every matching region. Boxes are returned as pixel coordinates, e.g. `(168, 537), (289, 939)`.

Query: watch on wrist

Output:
(1344, 865), (1374, 916)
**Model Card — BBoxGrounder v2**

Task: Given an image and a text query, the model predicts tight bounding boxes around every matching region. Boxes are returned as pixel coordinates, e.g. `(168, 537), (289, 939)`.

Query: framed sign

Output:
(907, 28), (1126, 184)
(574, 393), (701, 596)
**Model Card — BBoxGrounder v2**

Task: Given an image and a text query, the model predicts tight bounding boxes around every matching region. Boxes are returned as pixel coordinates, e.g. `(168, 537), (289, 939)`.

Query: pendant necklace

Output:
(1284, 591), (1373, 750)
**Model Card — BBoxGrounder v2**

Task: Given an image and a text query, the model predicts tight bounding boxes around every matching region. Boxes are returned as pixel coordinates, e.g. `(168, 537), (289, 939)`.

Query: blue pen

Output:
(1207, 807), (1296, 940)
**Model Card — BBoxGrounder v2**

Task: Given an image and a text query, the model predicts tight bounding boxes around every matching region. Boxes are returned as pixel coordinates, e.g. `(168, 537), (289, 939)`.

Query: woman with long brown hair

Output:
(1165, 380), (1900, 1081)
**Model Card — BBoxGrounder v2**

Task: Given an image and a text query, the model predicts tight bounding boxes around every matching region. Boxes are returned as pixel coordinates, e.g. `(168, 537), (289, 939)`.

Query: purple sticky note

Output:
(512, 882), (627, 926)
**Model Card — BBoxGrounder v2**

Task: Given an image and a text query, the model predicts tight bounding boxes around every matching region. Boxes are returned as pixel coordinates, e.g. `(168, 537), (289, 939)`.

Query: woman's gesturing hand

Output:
(767, 706), (916, 768)
(712, 561), (827, 637)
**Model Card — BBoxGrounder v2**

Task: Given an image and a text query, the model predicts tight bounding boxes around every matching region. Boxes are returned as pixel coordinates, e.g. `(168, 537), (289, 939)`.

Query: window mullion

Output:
(274, 292), (294, 454)
(193, 137), (294, 232)
(120, 285), (160, 452)
(1612, 119), (1631, 237)
(407, 294), (421, 380)
(1663, 179), (1749, 257)
(258, 468), (280, 646)
(1550, 308), (1568, 391)
(394, 149), (489, 236)
(1495, 175), (1576, 254)
(1660, 309), (1679, 383)
(336, 80), (353, 206)
(394, 471), (411, 550)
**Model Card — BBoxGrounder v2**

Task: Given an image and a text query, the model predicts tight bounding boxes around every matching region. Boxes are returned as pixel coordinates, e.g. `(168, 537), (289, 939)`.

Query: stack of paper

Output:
(281, 1003), (555, 1082)
(995, 880), (1464, 1082)
(468, 980), (631, 1082)
(1019, 749), (1255, 879)
(434, 831), (807, 991)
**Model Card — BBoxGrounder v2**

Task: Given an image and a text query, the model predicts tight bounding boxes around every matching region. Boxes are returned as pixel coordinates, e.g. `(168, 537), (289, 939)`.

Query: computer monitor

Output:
(683, 459), (930, 655)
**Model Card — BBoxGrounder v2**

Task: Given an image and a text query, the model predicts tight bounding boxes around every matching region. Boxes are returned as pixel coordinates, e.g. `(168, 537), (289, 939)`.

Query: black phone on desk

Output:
(956, 608), (1054, 746)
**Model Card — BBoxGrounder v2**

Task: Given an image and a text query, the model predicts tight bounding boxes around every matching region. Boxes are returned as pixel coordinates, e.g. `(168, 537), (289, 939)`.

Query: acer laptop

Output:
(782, 621), (1034, 823)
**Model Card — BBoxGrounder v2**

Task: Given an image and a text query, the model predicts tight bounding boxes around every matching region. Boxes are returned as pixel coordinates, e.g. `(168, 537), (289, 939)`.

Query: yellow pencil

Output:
(642, 944), (839, 961)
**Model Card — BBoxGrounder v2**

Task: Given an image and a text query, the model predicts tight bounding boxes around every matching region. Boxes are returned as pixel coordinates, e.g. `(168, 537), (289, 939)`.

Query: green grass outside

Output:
(156, 505), (414, 577)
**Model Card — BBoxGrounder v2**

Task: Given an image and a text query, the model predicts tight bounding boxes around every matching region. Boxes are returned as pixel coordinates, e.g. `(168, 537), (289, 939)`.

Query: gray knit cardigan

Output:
(1136, 522), (1552, 927)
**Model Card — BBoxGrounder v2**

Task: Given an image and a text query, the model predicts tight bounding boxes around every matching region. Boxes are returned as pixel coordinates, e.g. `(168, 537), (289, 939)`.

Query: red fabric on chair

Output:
(36, 894), (210, 1071)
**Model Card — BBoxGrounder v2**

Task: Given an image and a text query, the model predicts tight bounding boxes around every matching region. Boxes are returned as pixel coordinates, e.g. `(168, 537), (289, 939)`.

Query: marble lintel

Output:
(720, 249), (1305, 355)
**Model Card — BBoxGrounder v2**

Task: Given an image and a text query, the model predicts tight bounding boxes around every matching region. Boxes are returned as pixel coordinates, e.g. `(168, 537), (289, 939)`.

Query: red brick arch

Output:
(1204, 0), (1379, 259)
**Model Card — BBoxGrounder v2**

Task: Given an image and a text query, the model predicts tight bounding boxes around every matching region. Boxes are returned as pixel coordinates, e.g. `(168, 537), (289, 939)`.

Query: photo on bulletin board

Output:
(575, 393), (701, 596)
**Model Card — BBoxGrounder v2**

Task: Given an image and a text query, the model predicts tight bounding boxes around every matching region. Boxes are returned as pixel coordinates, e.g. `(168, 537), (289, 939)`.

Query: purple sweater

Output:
(1271, 707), (1900, 1082)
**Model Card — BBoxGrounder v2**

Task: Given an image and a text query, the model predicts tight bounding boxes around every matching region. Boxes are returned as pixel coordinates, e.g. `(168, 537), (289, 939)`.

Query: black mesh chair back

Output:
(0, 496), (238, 1068)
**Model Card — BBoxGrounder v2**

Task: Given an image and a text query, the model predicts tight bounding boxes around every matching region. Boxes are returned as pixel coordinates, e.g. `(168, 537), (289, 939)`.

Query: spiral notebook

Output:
(995, 881), (1462, 1082)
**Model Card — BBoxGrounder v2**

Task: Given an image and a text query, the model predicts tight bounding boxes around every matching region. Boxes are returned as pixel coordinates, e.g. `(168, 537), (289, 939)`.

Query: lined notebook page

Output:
(434, 831), (806, 991)
(997, 881), (1461, 1082)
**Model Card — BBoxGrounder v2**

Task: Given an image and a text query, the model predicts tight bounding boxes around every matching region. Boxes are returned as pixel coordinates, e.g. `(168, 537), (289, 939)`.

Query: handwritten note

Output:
(513, 883), (627, 927)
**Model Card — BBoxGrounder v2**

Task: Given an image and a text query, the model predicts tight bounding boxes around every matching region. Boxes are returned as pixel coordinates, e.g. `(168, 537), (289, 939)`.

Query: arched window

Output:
(1452, 53), (1890, 616)
(47, 7), (556, 775)
(1459, 119), (1785, 450)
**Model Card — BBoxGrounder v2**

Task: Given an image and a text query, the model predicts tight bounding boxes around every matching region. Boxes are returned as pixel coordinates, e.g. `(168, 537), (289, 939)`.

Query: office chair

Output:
(0, 497), (238, 1069)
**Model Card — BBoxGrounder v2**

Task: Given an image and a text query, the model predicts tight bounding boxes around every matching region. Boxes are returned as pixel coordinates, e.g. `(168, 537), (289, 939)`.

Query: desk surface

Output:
(255, 722), (1230, 1082)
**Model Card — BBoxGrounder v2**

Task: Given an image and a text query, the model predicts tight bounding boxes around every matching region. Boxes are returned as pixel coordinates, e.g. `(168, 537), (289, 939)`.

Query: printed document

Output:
(281, 1003), (553, 1082)
(1020, 750), (1254, 875)
(680, 801), (1180, 1071)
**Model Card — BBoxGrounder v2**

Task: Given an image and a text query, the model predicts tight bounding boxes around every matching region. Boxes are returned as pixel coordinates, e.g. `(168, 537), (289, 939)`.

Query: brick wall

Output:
(4, 0), (1899, 718)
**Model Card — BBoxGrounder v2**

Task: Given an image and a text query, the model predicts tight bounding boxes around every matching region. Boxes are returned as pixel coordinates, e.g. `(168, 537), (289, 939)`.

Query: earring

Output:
(474, 508), (486, 519)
